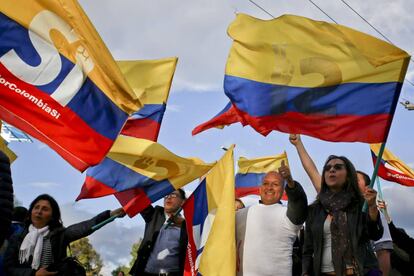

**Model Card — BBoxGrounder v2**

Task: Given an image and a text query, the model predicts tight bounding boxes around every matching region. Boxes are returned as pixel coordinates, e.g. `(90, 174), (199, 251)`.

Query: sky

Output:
(4, 0), (414, 274)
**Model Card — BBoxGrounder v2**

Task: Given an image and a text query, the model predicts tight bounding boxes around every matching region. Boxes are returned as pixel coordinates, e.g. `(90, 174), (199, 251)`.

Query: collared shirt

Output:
(145, 215), (181, 273)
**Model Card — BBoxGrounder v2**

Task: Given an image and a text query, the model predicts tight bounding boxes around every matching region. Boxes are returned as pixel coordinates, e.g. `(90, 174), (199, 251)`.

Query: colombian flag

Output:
(77, 136), (213, 217)
(371, 144), (414, 187)
(236, 153), (289, 200)
(80, 57), (179, 215)
(183, 145), (236, 276)
(117, 58), (177, 141)
(199, 14), (410, 142)
(0, 0), (141, 171)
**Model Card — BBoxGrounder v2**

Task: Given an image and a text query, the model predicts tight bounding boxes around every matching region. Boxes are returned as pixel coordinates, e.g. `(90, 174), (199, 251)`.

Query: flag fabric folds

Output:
(192, 102), (246, 135)
(117, 58), (177, 141)
(183, 145), (236, 276)
(235, 153), (289, 199)
(370, 144), (414, 186)
(0, 0), (141, 171)
(220, 13), (410, 143)
(77, 135), (213, 217)
(79, 57), (178, 215)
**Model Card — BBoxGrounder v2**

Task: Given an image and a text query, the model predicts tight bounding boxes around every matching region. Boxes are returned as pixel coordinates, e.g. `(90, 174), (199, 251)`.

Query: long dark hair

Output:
(317, 155), (363, 205)
(27, 194), (63, 230)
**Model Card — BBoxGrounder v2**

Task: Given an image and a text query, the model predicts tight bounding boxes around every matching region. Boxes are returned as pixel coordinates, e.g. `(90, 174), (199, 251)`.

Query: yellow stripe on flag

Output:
(199, 145), (236, 276)
(117, 57), (178, 104)
(107, 135), (213, 188)
(237, 152), (289, 174)
(1, 0), (141, 114)
(371, 143), (414, 178)
(226, 14), (409, 87)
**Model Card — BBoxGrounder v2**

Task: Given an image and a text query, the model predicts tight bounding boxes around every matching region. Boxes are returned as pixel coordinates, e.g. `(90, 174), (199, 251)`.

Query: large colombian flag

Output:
(236, 153), (289, 199)
(79, 58), (180, 215)
(77, 136), (213, 217)
(370, 144), (414, 187)
(183, 145), (236, 276)
(195, 14), (410, 143)
(0, 0), (140, 171)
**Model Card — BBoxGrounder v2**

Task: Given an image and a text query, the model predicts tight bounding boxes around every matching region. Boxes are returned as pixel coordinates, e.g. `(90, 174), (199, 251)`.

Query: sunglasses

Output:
(324, 163), (345, 171)
(164, 193), (181, 199)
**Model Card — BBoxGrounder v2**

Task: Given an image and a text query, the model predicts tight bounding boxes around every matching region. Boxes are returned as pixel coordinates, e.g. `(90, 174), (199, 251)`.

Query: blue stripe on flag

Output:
(224, 75), (400, 117)
(87, 157), (174, 193)
(235, 172), (265, 188)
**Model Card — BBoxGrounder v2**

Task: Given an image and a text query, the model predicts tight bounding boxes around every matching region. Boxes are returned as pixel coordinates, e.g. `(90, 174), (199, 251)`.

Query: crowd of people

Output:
(1, 135), (414, 276)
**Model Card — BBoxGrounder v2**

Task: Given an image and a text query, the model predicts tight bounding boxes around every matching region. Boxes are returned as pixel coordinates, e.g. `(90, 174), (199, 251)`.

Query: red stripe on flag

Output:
(76, 176), (118, 200)
(120, 118), (160, 141)
(192, 104), (244, 136)
(114, 188), (152, 217)
(182, 195), (198, 276)
(373, 156), (414, 187)
(0, 63), (113, 171)
(234, 107), (391, 143)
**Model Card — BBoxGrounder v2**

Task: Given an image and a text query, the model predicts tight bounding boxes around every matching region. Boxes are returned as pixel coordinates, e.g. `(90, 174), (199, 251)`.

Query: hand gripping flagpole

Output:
(363, 142), (386, 212)
(375, 176), (391, 223)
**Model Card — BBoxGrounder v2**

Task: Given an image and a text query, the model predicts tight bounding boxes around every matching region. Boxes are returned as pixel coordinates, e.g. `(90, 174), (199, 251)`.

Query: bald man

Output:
(236, 163), (307, 276)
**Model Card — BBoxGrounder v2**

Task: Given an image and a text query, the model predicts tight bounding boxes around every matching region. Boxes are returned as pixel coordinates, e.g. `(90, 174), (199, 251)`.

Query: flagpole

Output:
(363, 142), (387, 212)
(375, 176), (391, 223)
(91, 214), (120, 231)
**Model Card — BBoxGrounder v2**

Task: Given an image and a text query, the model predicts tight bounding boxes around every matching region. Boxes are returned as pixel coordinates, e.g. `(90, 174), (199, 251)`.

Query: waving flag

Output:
(371, 144), (414, 186)
(236, 153), (288, 199)
(221, 14), (410, 143)
(183, 145), (235, 276)
(0, 0), (141, 171)
(80, 57), (178, 214)
(192, 102), (246, 135)
(117, 58), (177, 141)
(77, 135), (213, 217)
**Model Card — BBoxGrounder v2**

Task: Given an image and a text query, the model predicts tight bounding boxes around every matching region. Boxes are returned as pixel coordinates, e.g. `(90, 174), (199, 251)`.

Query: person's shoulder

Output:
(0, 150), (9, 162)
(307, 201), (323, 214)
(153, 205), (164, 213)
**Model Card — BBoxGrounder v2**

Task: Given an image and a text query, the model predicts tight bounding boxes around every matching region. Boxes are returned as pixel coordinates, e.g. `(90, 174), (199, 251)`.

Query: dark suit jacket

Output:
(130, 206), (187, 276)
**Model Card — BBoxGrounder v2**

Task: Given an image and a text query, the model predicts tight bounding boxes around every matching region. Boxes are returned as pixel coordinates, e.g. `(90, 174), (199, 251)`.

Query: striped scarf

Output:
(19, 224), (50, 269)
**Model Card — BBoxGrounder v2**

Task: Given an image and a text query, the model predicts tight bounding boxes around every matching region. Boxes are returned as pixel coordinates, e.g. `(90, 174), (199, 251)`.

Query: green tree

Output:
(128, 239), (142, 269)
(111, 238), (142, 276)
(70, 237), (103, 276)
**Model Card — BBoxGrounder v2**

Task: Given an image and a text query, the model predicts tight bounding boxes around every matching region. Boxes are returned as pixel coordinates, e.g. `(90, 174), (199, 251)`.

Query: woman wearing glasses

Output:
(302, 155), (383, 276)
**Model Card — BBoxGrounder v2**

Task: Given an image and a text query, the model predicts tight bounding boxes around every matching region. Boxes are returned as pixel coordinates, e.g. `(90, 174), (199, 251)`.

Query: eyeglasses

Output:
(164, 193), (181, 199)
(324, 163), (345, 171)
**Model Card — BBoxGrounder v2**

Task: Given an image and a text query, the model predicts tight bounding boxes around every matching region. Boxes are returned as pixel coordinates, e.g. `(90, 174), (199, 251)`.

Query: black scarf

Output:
(319, 190), (354, 276)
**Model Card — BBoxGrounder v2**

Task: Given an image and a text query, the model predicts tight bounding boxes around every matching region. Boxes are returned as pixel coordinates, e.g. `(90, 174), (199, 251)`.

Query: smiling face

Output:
(259, 172), (284, 205)
(323, 158), (347, 192)
(31, 199), (53, 229)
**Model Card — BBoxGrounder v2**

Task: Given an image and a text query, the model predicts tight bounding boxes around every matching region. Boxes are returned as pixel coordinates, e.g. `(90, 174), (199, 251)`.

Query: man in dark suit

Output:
(130, 189), (187, 276)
